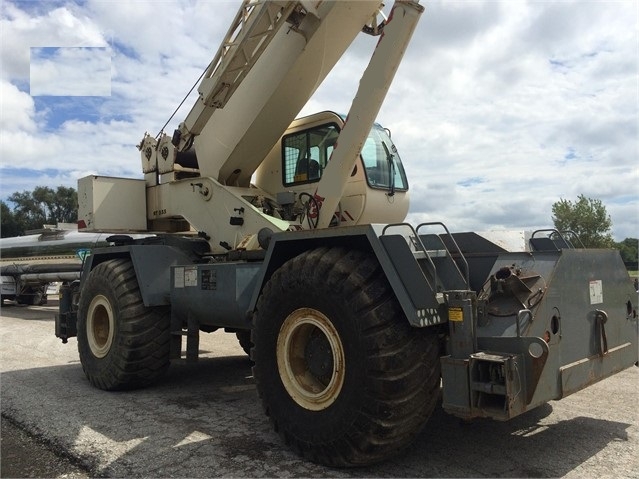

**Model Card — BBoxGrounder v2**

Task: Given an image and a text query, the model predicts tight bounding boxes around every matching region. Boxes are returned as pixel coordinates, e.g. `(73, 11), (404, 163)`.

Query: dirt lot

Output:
(1, 300), (638, 478)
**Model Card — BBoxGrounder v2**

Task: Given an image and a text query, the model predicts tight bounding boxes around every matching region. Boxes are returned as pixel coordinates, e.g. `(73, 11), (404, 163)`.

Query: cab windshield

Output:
(281, 121), (408, 192)
(360, 125), (408, 192)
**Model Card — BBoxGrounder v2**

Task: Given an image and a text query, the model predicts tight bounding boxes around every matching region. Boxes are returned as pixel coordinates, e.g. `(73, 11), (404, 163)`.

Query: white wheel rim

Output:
(86, 294), (115, 358)
(277, 308), (345, 411)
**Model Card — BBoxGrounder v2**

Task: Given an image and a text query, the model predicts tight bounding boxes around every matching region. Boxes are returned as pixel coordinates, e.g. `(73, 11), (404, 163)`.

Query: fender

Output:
(82, 237), (207, 307)
(248, 224), (458, 327)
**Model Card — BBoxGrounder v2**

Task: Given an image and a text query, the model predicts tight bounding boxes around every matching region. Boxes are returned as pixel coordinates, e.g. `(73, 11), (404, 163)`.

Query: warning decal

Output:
(449, 307), (463, 322)
(174, 267), (184, 288)
(589, 280), (603, 305)
(184, 266), (198, 287)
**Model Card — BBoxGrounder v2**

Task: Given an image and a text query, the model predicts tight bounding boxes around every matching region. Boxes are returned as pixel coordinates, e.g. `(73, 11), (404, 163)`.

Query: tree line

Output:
(551, 194), (637, 269)
(0, 186), (637, 269)
(1, 186), (77, 236)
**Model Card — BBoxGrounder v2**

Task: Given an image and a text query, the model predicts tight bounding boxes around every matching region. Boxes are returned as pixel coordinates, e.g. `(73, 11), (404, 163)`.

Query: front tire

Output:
(77, 258), (170, 390)
(252, 247), (441, 466)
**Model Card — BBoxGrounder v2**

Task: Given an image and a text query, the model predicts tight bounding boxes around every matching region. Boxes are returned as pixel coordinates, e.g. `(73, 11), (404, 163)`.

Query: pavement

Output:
(1, 416), (89, 478)
(1, 300), (638, 478)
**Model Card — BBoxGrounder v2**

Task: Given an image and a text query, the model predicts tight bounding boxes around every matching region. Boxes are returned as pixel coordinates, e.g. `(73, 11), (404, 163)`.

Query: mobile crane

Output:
(56, 0), (638, 467)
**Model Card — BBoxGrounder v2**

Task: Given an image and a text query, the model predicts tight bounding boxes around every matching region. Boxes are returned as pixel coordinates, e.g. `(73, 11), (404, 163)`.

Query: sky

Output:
(0, 0), (637, 241)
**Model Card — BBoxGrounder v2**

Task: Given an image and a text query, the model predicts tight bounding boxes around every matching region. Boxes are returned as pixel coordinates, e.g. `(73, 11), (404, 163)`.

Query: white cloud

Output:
(0, 80), (37, 131)
(0, 0), (637, 241)
(0, 2), (108, 82)
(30, 47), (112, 96)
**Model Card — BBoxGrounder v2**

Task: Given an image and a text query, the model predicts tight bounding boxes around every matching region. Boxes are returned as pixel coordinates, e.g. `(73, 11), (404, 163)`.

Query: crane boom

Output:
(112, 1), (424, 252)
(140, 1), (385, 189)
(314, 1), (424, 228)
(173, 1), (300, 152)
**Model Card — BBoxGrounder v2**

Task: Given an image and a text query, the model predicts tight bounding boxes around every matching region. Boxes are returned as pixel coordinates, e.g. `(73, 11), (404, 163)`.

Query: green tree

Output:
(1, 200), (21, 238)
(615, 238), (638, 269)
(551, 195), (614, 248)
(5, 186), (77, 235)
(8, 190), (46, 232)
(45, 186), (77, 224)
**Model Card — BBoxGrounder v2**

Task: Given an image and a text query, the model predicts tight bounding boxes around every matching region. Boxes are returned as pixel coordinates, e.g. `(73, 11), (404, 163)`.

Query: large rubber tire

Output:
(252, 247), (441, 467)
(235, 330), (253, 357)
(77, 258), (171, 391)
(17, 286), (45, 306)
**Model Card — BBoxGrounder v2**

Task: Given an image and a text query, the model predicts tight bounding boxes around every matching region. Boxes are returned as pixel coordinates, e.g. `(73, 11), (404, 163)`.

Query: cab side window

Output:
(360, 127), (408, 191)
(282, 124), (339, 186)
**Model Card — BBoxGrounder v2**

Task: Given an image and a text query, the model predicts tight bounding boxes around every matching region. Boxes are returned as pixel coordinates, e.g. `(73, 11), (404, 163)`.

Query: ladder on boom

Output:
(173, 0), (301, 152)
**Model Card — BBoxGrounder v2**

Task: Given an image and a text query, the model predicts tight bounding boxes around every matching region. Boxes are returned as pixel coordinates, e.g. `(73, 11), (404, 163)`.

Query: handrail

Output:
(416, 222), (470, 288)
(530, 228), (583, 249)
(382, 222), (440, 291)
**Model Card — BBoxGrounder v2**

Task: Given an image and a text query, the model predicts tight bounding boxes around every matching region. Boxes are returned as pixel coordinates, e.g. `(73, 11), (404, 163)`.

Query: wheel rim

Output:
(86, 294), (115, 358)
(277, 308), (345, 411)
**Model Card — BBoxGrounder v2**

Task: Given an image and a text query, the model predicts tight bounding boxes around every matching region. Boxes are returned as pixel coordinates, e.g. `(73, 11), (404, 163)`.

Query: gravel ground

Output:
(1, 415), (90, 478)
(1, 300), (638, 477)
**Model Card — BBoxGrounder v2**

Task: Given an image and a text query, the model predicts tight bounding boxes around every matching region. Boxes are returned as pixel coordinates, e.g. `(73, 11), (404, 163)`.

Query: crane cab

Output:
(255, 111), (410, 226)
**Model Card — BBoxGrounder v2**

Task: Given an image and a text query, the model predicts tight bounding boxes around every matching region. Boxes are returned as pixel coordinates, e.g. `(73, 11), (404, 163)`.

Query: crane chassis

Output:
(55, 0), (638, 467)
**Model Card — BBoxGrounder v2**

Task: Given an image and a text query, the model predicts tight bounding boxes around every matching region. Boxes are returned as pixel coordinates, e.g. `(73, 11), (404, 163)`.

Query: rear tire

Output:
(252, 247), (441, 466)
(77, 258), (171, 390)
(235, 330), (253, 357)
(17, 286), (45, 305)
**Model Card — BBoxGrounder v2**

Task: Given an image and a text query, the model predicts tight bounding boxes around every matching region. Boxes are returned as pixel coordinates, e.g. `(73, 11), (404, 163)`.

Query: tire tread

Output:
(252, 247), (441, 467)
(77, 258), (170, 391)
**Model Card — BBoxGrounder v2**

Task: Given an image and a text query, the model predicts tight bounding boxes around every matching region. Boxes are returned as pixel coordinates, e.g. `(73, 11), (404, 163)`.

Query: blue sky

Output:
(0, 0), (637, 240)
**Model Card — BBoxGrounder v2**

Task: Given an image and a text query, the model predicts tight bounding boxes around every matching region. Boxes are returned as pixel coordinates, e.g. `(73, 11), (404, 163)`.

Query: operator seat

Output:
(295, 157), (321, 181)
(308, 160), (320, 180)
(295, 157), (309, 176)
